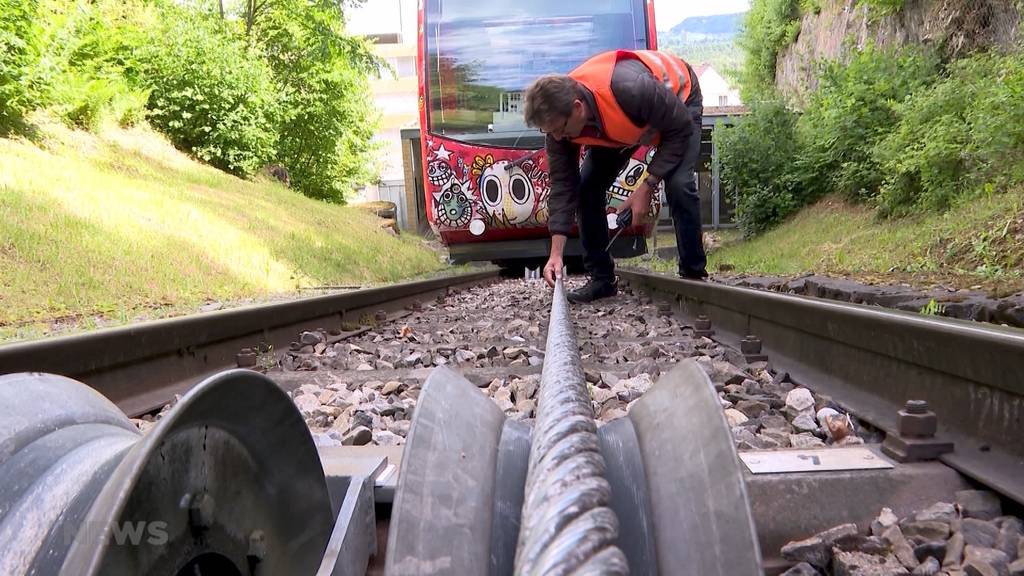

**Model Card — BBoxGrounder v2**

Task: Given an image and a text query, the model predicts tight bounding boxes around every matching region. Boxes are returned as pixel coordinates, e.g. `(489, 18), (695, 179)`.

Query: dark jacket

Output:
(546, 58), (702, 236)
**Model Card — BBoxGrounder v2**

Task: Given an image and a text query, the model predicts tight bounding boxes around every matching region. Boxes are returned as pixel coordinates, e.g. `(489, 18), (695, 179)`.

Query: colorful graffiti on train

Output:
(424, 137), (659, 236)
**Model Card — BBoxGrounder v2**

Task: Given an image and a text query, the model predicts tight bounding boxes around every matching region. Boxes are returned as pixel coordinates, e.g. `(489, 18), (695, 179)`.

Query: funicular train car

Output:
(417, 0), (661, 268)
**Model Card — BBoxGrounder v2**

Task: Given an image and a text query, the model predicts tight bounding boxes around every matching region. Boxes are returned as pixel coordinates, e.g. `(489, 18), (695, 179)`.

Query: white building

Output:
(694, 64), (742, 108)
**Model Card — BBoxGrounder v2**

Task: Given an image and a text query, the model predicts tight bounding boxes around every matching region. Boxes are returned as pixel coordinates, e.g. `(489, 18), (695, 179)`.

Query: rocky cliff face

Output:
(776, 0), (1021, 103)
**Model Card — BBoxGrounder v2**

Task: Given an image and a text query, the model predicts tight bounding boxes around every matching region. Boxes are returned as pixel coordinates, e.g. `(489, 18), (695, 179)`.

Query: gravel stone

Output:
(725, 409), (750, 427)
(786, 388), (816, 413)
(790, 434), (827, 449)
(963, 545), (1010, 576)
(883, 525), (921, 569)
(872, 508), (900, 536)
(996, 518), (1023, 561)
(781, 523), (859, 568)
(901, 521), (951, 545)
(958, 491), (1003, 521)
(962, 519), (1001, 549)
(911, 557), (940, 576)
(832, 550), (908, 576)
(342, 426), (372, 446)
(945, 532), (966, 567)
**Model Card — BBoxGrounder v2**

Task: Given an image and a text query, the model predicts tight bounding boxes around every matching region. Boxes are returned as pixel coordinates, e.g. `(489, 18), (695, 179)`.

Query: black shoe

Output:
(679, 269), (708, 281)
(567, 278), (618, 303)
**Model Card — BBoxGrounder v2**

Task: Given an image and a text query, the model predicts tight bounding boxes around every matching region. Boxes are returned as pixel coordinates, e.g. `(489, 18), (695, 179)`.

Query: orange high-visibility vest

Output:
(568, 50), (693, 148)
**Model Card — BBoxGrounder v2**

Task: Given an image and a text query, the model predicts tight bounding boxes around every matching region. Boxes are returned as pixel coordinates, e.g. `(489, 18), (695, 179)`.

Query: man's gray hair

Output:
(524, 75), (579, 128)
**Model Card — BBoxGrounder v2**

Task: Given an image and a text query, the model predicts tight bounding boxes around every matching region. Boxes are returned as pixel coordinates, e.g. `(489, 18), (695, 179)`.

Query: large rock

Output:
(832, 550), (909, 576)
(781, 523), (859, 568)
(996, 518), (1022, 561)
(725, 409), (750, 427)
(901, 520), (951, 544)
(963, 545), (1010, 576)
(790, 433), (827, 449)
(871, 508), (899, 536)
(736, 399), (771, 418)
(761, 413), (792, 431)
(957, 491), (1003, 521)
(915, 502), (956, 524)
(786, 388), (816, 413)
(945, 532), (966, 568)
(342, 426), (373, 446)
(792, 413), (819, 433)
(882, 525), (920, 570)
(293, 393), (322, 417)
(962, 519), (1001, 549)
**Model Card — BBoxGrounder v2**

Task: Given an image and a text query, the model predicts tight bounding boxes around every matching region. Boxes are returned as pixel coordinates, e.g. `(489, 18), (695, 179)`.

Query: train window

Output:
(424, 0), (648, 147)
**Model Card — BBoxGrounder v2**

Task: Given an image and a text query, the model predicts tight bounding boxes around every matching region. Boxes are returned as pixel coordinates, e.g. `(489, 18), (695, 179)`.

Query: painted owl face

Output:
(479, 161), (535, 225)
(435, 180), (472, 228)
(428, 160), (454, 187)
(608, 158), (647, 206)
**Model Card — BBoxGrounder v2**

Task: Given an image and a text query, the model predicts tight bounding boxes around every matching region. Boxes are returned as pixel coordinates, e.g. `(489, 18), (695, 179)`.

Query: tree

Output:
(243, 0), (383, 202)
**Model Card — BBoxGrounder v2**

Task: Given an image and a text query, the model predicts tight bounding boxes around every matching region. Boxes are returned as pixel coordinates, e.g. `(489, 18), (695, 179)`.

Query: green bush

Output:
(49, 70), (149, 130)
(0, 0), (40, 132)
(137, 8), (280, 176)
(20, 0), (153, 131)
(738, 0), (802, 99)
(875, 52), (1024, 215)
(795, 46), (939, 201)
(251, 1), (381, 201)
(716, 100), (803, 235)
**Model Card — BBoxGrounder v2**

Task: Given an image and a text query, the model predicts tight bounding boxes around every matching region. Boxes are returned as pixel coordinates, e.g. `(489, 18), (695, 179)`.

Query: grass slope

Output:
(0, 121), (446, 340)
(643, 191), (1024, 294)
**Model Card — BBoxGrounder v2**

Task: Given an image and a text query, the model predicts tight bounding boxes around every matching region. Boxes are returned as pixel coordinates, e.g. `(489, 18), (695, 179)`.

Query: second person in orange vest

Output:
(524, 49), (707, 303)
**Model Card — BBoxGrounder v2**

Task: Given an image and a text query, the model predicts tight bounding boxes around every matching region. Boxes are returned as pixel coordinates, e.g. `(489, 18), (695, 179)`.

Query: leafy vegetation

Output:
(251, 0), (382, 200)
(794, 46), (939, 202)
(876, 52), (1024, 216)
(721, 44), (1024, 236)
(715, 101), (801, 235)
(0, 0), (381, 201)
(737, 0), (802, 99)
(0, 0), (41, 132)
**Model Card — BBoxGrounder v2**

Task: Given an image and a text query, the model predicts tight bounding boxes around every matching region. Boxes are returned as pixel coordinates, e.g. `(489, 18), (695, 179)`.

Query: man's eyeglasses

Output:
(543, 115), (571, 138)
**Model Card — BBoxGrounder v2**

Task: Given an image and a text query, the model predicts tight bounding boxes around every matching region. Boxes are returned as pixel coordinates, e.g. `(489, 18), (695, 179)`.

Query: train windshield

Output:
(424, 0), (650, 148)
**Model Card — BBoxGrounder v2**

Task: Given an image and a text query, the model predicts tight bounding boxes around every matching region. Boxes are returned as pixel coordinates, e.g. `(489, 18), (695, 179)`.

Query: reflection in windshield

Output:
(426, 0), (646, 146)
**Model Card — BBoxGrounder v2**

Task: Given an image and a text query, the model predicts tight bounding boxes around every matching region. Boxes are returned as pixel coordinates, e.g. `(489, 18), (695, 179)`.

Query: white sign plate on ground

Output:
(740, 447), (895, 474)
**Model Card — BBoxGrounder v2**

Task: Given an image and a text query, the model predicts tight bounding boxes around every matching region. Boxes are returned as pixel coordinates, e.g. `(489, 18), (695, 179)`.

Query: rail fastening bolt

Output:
(905, 400), (929, 414)
(695, 315), (712, 331)
(898, 399), (938, 438)
(740, 335), (763, 355)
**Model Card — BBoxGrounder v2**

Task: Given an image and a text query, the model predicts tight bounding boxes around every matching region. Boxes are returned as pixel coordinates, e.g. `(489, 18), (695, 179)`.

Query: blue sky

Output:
(348, 1), (751, 37)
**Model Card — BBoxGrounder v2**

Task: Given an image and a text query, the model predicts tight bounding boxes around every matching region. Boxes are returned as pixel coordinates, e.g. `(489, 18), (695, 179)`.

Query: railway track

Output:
(1, 269), (1022, 575)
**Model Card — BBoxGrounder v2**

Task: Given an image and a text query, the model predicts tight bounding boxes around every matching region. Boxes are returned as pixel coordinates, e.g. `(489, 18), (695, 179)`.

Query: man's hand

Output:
(544, 234), (568, 288)
(543, 255), (564, 288)
(617, 182), (654, 225)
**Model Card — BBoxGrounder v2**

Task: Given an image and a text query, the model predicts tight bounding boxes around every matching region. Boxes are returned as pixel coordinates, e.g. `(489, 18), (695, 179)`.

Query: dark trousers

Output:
(577, 123), (707, 280)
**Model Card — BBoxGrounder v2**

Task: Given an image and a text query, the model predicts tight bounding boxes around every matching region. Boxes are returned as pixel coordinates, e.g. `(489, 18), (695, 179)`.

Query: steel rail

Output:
(0, 269), (497, 416)
(618, 268), (1024, 505)
(513, 279), (629, 576)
